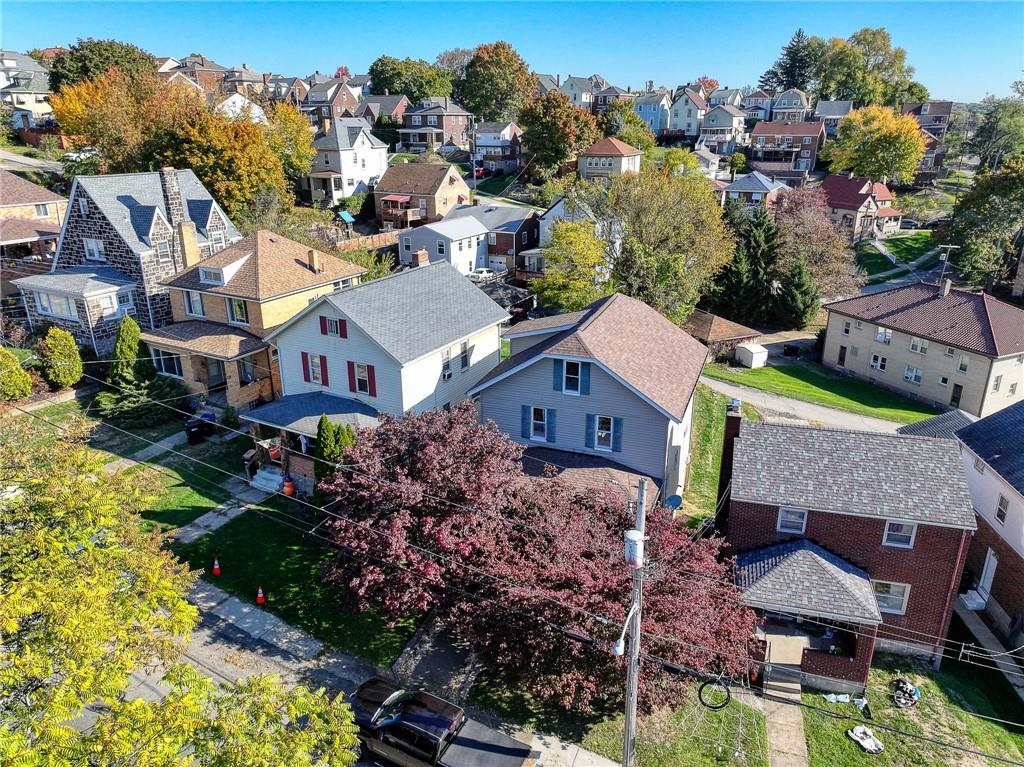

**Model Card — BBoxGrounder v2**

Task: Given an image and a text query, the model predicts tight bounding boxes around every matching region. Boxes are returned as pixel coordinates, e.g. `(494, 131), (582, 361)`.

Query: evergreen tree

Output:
(743, 206), (782, 325)
(96, 315), (182, 426)
(760, 28), (820, 92)
(108, 315), (154, 385)
(712, 241), (753, 321)
(38, 327), (83, 390)
(773, 258), (820, 329)
(314, 415), (339, 503)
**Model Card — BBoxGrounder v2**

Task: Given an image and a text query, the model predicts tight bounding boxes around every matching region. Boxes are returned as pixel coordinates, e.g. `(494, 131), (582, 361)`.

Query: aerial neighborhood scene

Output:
(5, 1), (1024, 765)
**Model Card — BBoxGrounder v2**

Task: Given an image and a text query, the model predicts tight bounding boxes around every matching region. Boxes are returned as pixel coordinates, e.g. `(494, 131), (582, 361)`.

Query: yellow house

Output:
(140, 230), (365, 409)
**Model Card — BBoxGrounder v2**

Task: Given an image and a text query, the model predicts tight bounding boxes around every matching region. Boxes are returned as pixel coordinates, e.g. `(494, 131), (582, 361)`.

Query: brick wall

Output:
(727, 499), (969, 647)
(965, 513), (1024, 635)
(801, 625), (876, 687)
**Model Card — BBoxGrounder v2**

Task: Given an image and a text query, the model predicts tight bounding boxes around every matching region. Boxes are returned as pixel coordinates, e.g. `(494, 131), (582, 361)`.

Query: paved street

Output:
(0, 148), (62, 174)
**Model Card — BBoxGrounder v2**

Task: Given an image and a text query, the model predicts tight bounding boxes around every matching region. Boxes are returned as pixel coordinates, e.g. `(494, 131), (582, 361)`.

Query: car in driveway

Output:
(349, 678), (535, 767)
(900, 218), (921, 230)
(922, 217), (950, 230)
(467, 268), (497, 283)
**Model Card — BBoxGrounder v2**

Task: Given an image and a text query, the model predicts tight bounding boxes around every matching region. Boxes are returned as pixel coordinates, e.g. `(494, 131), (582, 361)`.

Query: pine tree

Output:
(39, 327), (83, 390)
(743, 205), (782, 325)
(760, 28), (820, 93)
(314, 415), (339, 503)
(773, 257), (820, 329)
(714, 241), (753, 322)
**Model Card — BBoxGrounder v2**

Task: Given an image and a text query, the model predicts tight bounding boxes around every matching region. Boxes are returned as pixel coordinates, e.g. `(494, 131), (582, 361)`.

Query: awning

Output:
(241, 392), (379, 438)
(381, 194), (411, 203)
(309, 170), (342, 178)
(875, 207), (903, 217)
(0, 217), (61, 246)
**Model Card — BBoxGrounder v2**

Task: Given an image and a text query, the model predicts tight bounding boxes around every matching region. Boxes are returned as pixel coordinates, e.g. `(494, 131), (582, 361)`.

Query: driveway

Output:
(0, 148), (62, 174)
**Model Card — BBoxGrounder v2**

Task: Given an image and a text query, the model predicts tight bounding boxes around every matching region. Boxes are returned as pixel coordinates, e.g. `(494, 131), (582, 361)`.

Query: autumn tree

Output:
(266, 102), (316, 188)
(49, 37), (155, 91)
(334, 65), (351, 79)
(0, 418), (360, 766)
(971, 96), (1024, 171)
(600, 98), (655, 152)
(646, 146), (700, 176)
(759, 28), (822, 92)
(814, 27), (926, 107)
(696, 75), (719, 94)
(368, 55), (452, 103)
(822, 106), (925, 185)
(519, 91), (601, 174)
(461, 41), (536, 122)
(434, 47), (476, 102)
(531, 220), (611, 311)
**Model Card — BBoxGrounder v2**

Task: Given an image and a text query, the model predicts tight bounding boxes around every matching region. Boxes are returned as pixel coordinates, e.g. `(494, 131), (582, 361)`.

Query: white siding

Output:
(401, 325), (502, 412)
(663, 395), (695, 498)
(403, 227), (488, 274)
(960, 444), (1024, 560)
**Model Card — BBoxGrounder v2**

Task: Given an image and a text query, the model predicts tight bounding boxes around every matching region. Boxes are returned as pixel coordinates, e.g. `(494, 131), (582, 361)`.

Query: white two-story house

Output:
(699, 105), (745, 155)
(399, 217), (489, 274)
(468, 293), (708, 499)
(303, 117), (388, 206)
(668, 88), (706, 139)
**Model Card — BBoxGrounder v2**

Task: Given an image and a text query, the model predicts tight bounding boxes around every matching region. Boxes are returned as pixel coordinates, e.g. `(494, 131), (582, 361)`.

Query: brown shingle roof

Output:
(0, 217), (60, 245)
(0, 169), (66, 207)
(474, 293), (708, 420)
(160, 230), (365, 300)
(825, 283), (1024, 358)
(751, 120), (825, 138)
(375, 163), (463, 196)
(522, 446), (659, 496)
(580, 136), (642, 157)
(682, 309), (760, 344)
(140, 321), (266, 360)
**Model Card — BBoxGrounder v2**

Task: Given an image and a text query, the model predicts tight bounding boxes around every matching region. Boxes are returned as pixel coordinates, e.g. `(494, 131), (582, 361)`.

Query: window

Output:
(226, 298), (249, 325)
(152, 348), (183, 378)
(595, 415), (614, 451)
(1010, 383), (1019, 396)
(530, 406), (546, 440)
(776, 507), (807, 534)
(910, 337), (929, 354)
(873, 581), (910, 614)
(324, 317), (344, 337)
(308, 353), (323, 384)
(97, 292), (132, 318)
(460, 340), (469, 369)
(354, 363), (370, 394)
(35, 291), (76, 319)
(83, 238), (106, 261)
(563, 360), (581, 394)
(958, 355), (969, 373)
(939, 376), (949, 386)
(944, 346), (955, 357)
(210, 232), (226, 253)
(974, 456), (986, 473)
(802, 136), (812, 144)
(412, 115), (421, 126)
(856, 320), (863, 330)
(77, 197), (88, 215)
(237, 357), (257, 384)
(870, 354), (887, 371)
(199, 267), (222, 285)
(402, 236), (411, 252)
(903, 366), (923, 384)
(34, 203), (49, 217)
(992, 375), (1002, 392)
(842, 321), (850, 336)
(874, 327), (892, 344)
(522, 230), (528, 244)
(883, 521), (917, 548)
(332, 177), (342, 191)
(996, 495), (1009, 524)
(441, 349), (452, 379)
(437, 240), (445, 256)
(155, 240), (172, 264)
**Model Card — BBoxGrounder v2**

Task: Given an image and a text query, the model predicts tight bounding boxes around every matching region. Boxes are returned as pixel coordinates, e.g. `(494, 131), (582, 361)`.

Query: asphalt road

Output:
(0, 148), (62, 174)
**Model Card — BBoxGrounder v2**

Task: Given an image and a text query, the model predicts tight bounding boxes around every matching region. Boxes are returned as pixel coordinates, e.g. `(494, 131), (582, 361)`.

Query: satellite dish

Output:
(664, 495), (682, 510)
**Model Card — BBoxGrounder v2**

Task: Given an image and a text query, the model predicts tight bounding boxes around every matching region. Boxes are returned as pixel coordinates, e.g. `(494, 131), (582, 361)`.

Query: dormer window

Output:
(921, 104), (930, 114)
(155, 240), (172, 264)
(199, 267), (223, 285)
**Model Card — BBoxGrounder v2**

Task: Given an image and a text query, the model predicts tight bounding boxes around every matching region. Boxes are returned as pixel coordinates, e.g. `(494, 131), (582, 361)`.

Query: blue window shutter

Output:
(552, 358), (563, 392)
(580, 362), (591, 395)
(521, 405), (530, 439)
(585, 414), (596, 449)
(547, 409), (557, 443)
(612, 417), (624, 452)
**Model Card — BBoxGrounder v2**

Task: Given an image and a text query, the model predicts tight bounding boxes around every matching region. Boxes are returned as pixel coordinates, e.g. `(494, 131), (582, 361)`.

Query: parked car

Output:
(923, 217), (950, 230)
(473, 167), (486, 179)
(349, 678), (533, 767)
(900, 218), (921, 230)
(61, 147), (99, 162)
(467, 268), (496, 283)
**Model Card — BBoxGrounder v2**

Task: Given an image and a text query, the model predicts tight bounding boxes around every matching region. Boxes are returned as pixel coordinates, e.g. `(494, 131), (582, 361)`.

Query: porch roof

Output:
(240, 392), (379, 438)
(521, 446), (659, 500)
(0, 217), (61, 246)
(381, 194), (411, 203)
(309, 170), (342, 178)
(139, 321), (266, 361)
(735, 539), (882, 625)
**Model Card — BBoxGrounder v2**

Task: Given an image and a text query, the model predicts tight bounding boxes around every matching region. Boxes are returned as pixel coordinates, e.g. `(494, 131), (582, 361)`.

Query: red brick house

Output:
(303, 79), (361, 127)
(720, 414), (975, 688)
(749, 120), (825, 184)
(397, 98), (473, 152)
(821, 173), (903, 242)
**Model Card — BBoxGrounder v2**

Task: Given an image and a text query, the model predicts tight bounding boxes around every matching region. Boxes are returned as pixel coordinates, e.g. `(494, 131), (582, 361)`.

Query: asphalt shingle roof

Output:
(12, 266), (134, 296)
(735, 539), (882, 624)
(313, 117), (386, 151)
(896, 410), (978, 440)
(375, 164), (463, 196)
(241, 392), (380, 437)
(682, 309), (759, 344)
(731, 421), (977, 529)
(0, 169), (65, 207)
(140, 320), (266, 360)
(814, 100), (854, 118)
(445, 203), (533, 234)
(0, 71), (50, 93)
(955, 401), (1024, 497)
(0, 216), (60, 245)
(824, 283), (1024, 358)
(725, 171), (787, 194)
(751, 120), (824, 137)
(321, 261), (508, 364)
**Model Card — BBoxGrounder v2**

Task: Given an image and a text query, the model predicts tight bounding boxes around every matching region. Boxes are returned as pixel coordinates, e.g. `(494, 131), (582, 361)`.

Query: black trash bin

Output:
(185, 420), (206, 445)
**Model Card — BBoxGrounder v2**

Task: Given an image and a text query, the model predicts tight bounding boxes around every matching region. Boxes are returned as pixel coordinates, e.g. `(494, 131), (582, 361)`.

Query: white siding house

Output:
(304, 117), (388, 206)
(399, 217), (489, 274)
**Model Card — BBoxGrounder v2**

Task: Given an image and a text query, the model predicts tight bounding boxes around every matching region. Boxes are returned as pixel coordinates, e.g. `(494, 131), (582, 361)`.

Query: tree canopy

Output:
(531, 220), (611, 311)
(518, 91), (601, 175)
(434, 47), (476, 102)
(759, 28), (821, 93)
(266, 102), (317, 188)
(971, 96), (1024, 171)
(49, 37), (155, 91)
(460, 41), (536, 122)
(600, 99), (655, 152)
(367, 55), (452, 103)
(821, 105), (926, 185)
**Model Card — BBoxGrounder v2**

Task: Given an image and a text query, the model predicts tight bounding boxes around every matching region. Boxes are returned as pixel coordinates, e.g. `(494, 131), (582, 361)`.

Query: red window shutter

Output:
(339, 319), (348, 338)
(367, 364), (377, 397)
(319, 316), (328, 335)
(301, 352), (311, 382)
(347, 360), (356, 393)
(320, 355), (329, 387)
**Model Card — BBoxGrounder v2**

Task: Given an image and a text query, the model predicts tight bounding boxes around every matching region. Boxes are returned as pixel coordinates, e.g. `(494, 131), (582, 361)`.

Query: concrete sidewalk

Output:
(104, 429), (190, 473)
(763, 634), (810, 767)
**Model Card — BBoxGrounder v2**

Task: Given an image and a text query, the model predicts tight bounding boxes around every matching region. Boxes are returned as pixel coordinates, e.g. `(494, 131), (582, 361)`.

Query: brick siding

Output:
(965, 513), (1024, 632)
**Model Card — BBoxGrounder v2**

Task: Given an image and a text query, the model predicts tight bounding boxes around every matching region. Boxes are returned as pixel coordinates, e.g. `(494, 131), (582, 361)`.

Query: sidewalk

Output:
(763, 634), (810, 767)
(867, 245), (940, 281)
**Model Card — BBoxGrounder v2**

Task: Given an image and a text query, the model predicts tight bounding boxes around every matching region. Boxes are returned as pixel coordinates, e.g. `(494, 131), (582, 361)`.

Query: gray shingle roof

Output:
(241, 392), (379, 437)
(896, 409), (978, 440)
(12, 266), (134, 296)
(323, 262), (508, 364)
(445, 203), (533, 234)
(735, 539), (882, 624)
(955, 401), (1024, 497)
(313, 117), (385, 151)
(74, 170), (240, 253)
(725, 171), (787, 194)
(0, 50), (48, 75)
(419, 216), (489, 241)
(535, 74), (558, 93)
(356, 94), (407, 119)
(814, 100), (854, 118)
(731, 422), (977, 529)
(0, 71), (50, 93)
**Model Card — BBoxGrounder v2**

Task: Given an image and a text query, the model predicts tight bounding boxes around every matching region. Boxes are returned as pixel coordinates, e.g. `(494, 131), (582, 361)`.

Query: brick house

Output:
(720, 171), (787, 209)
(822, 282), (1024, 417)
(916, 128), (949, 187)
(471, 121), (523, 174)
(721, 416), (976, 687)
(346, 94), (410, 124)
(0, 169), (67, 297)
(445, 202), (540, 273)
(141, 230), (364, 409)
(397, 98), (473, 152)
(593, 85), (635, 115)
(821, 173), (903, 242)
(373, 163), (471, 228)
(749, 121), (825, 180)
(12, 168), (241, 354)
(303, 78), (361, 127)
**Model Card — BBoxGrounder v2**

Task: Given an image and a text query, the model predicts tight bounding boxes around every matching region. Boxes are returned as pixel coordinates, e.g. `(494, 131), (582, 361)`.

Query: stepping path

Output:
(104, 429), (190, 473)
(172, 497), (262, 544)
(763, 633), (810, 767)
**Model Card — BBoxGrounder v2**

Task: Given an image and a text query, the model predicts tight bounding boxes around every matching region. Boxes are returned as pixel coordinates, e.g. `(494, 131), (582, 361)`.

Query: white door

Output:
(979, 547), (998, 602)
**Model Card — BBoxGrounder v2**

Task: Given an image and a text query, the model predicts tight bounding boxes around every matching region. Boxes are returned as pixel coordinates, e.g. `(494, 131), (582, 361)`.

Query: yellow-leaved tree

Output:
(531, 220), (612, 312)
(821, 105), (926, 185)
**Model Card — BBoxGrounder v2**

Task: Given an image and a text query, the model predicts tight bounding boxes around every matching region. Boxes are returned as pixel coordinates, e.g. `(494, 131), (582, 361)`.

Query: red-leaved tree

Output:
(321, 403), (757, 711)
(697, 75), (720, 93)
(334, 65), (351, 80)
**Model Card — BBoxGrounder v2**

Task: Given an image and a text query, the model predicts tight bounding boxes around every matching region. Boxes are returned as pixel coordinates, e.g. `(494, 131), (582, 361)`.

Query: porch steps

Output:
(251, 467), (284, 494)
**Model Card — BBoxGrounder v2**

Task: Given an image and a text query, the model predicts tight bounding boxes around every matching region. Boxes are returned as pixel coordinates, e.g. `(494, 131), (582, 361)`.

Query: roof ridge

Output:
(576, 293), (619, 332)
(743, 419), (948, 444)
(807, 549), (877, 618)
(329, 260), (445, 300)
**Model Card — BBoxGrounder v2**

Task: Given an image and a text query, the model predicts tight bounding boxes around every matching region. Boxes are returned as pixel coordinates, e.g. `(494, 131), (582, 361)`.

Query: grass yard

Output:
(881, 232), (935, 264)
(2, 142), (41, 157)
(702, 363), (939, 425)
(802, 655), (1024, 767)
(854, 241), (899, 276)
(474, 175), (513, 196)
(388, 152), (417, 165)
(6, 167), (61, 188)
(175, 505), (419, 666)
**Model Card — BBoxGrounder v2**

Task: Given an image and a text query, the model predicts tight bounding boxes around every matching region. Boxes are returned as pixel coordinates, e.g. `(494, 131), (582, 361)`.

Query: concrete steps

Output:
(250, 466), (284, 493)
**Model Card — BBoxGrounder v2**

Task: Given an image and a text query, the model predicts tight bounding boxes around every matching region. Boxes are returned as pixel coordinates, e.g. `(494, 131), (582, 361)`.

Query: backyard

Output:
(702, 362), (939, 425)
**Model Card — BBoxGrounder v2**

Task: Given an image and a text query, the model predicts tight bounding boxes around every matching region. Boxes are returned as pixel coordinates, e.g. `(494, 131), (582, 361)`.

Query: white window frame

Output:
(939, 376), (949, 386)
(1010, 382), (1019, 396)
(460, 340), (470, 370)
(308, 353), (323, 384)
(563, 360), (581, 395)
(437, 239), (446, 257)
(77, 197), (88, 215)
(842, 321), (850, 336)
(872, 580), (910, 615)
(870, 354), (887, 372)
(776, 506), (807, 534)
(184, 290), (205, 317)
(35, 291), (76, 320)
(974, 456), (986, 474)
(324, 317), (343, 337)
(354, 362), (370, 394)
(530, 406), (547, 441)
(595, 415), (614, 452)
(155, 240), (172, 263)
(958, 354), (969, 373)
(83, 238), (106, 262)
(944, 346), (955, 357)
(402, 236), (411, 252)
(883, 520), (917, 548)
(903, 366), (923, 385)
(996, 495), (1009, 524)
(152, 348), (183, 378)
(34, 203), (49, 217)
(210, 231), (226, 254)
(199, 267), (223, 285)
(909, 337), (929, 354)
(874, 327), (892, 344)
(226, 297), (249, 325)
(992, 375), (1002, 392)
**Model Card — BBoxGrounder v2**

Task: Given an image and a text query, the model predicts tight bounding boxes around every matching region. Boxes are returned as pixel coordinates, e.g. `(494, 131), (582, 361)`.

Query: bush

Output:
(38, 327), (83, 389)
(0, 347), (32, 401)
(95, 375), (187, 428)
(343, 192), (367, 216)
(36, 135), (62, 161)
(221, 405), (239, 428)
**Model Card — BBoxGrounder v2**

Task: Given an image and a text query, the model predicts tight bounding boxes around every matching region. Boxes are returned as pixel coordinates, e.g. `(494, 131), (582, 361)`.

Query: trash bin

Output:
(185, 420), (206, 445)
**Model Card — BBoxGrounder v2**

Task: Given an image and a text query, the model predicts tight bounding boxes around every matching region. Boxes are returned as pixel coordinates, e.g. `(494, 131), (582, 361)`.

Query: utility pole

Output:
(936, 243), (961, 285)
(620, 478), (647, 767)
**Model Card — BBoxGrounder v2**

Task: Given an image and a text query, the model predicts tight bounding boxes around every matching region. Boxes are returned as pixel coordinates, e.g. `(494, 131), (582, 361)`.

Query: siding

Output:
(478, 356), (672, 481)
(403, 228), (487, 274)
(401, 325), (502, 412)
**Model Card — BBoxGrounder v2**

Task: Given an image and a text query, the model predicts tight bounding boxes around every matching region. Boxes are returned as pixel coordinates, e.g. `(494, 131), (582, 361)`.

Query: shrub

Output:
(0, 347), (32, 401)
(37, 135), (62, 160)
(221, 405), (239, 428)
(96, 375), (186, 428)
(109, 316), (153, 385)
(38, 327), (83, 389)
(343, 191), (367, 216)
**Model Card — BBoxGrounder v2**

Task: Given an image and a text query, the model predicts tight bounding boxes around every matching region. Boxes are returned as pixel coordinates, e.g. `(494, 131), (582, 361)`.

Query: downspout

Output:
(935, 527), (972, 670)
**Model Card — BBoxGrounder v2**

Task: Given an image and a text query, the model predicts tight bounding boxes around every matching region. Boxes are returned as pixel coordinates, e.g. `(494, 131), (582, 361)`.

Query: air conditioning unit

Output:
(442, 369), (452, 381)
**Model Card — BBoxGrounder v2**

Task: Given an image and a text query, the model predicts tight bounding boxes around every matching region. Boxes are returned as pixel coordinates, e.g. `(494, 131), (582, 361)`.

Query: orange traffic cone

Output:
(212, 557), (221, 576)
(256, 585), (266, 605)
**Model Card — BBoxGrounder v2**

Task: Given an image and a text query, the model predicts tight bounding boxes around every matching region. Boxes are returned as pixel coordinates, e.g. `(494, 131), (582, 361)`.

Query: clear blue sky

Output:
(3, 1), (1021, 102)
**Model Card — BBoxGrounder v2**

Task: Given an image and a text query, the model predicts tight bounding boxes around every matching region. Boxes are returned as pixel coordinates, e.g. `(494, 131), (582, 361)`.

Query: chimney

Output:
(321, 116), (330, 134)
(307, 248), (322, 274)
(473, 197), (481, 206)
(177, 221), (200, 269)
(413, 248), (430, 267)
(556, 74), (561, 86)
(714, 398), (744, 536)
(941, 279), (952, 297)
(159, 167), (184, 226)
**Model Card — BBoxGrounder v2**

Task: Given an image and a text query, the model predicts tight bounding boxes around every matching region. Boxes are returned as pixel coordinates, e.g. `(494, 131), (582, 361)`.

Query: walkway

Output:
(953, 601), (1024, 706)
(763, 633), (810, 767)
(860, 246), (945, 295)
(700, 376), (901, 433)
(104, 430), (190, 473)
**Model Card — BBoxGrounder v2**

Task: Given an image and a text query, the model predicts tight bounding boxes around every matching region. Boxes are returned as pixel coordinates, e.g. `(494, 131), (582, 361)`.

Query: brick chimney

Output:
(307, 248), (322, 274)
(159, 167), (184, 225)
(555, 74), (561, 86)
(321, 116), (331, 134)
(715, 398), (744, 536)
(413, 248), (430, 267)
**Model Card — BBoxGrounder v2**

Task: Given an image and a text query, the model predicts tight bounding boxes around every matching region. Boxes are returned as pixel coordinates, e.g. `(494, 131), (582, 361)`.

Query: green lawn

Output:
(474, 176), (513, 196)
(2, 142), (40, 157)
(854, 241), (899, 276)
(702, 363), (939, 425)
(388, 153), (417, 165)
(803, 655), (1024, 767)
(881, 232), (935, 264)
(30, 397), (185, 459)
(175, 506), (419, 666)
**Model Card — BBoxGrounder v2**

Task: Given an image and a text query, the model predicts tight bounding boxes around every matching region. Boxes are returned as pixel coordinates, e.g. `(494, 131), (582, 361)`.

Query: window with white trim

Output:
(945, 346), (955, 357)
(226, 298), (249, 325)
(903, 366), (923, 384)
(530, 406), (546, 440)
(324, 317), (343, 337)
(996, 495), (1009, 524)
(354, 363), (370, 394)
(83, 238), (106, 261)
(873, 581), (910, 614)
(842, 321), (850, 335)
(309, 353), (323, 384)
(563, 360), (581, 394)
(939, 376), (949, 386)
(992, 375), (1002, 392)
(77, 197), (88, 215)
(34, 203), (49, 217)
(210, 231), (226, 253)
(776, 506), (807, 534)
(184, 290), (204, 317)
(883, 521), (916, 548)
(460, 340), (469, 369)
(403, 236), (411, 252)
(155, 240), (172, 264)
(874, 327), (892, 344)
(488, 233), (496, 246)
(909, 336), (928, 354)
(152, 348), (183, 378)
(1010, 383), (1019, 396)
(958, 354), (969, 373)
(870, 354), (887, 371)
(595, 415), (614, 451)
(199, 268), (223, 285)
(35, 291), (76, 319)
(437, 240), (446, 256)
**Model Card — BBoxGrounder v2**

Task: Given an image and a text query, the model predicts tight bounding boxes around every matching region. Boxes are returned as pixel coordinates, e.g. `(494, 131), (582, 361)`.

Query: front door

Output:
(837, 345), (847, 367)
(206, 359), (226, 390)
(950, 383), (963, 408)
(979, 548), (998, 602)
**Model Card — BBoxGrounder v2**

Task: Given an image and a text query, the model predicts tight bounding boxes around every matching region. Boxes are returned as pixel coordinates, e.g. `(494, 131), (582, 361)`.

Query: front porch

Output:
(0, 217), (60, 298)
(379, 194), (423, 228)
(397, 126), (444, 152)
